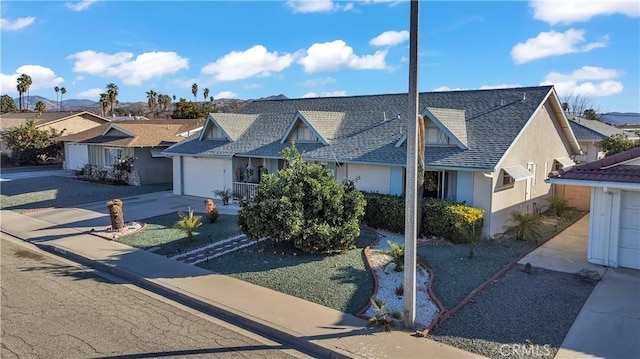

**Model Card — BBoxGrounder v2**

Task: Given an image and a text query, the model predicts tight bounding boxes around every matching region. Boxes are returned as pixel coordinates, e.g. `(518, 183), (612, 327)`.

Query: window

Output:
(204, 125), (224, 140)
(292, 124), (318, 142)
(104, 148), (123, 167)
(425, 126), (450, 145)
(501, 170), (515, 188)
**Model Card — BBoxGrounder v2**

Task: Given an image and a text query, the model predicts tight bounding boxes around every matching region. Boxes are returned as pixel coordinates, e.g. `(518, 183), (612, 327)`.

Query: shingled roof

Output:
(548, 147), (640, 184)
(0, 111), (109, 133)
(568, 116), (632, 142)
(165, 86), (573, 171)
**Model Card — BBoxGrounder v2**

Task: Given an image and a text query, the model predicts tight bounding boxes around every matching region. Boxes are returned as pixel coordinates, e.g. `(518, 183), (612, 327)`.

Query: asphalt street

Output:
(0, 235), (307, 359)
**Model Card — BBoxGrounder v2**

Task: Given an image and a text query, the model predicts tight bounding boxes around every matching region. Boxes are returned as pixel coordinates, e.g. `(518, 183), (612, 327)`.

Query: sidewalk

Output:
(0, 194), (484, 359)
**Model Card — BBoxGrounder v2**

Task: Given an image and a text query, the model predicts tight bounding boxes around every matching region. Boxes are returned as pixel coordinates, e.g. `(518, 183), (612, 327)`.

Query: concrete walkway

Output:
(555, 267), (640, 359)
(0, 193), (484, 359)
(518, 214), (607, 277)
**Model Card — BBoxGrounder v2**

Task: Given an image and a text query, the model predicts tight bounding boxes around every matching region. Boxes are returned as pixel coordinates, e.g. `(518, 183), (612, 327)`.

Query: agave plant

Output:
(504, 211), (542, 241)
(366, 297), (403, 332)
(173, 207), (202, 241)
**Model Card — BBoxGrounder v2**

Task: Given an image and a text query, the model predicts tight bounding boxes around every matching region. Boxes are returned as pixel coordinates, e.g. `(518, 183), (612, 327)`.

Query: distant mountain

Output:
(600, 112), (640, 126)
(12, 96), (97, 111)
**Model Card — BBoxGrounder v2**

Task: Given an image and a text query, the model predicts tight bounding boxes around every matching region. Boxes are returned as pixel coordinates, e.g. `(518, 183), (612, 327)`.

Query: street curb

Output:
(31, 240), (355, 359)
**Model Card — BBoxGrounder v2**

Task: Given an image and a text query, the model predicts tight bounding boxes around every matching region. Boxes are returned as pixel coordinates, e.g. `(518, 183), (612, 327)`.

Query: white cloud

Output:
(540, 66), (624, 97)
(76, 88), (103, 99)
(65, 0), (98, 12)
(511, 29), (607, 64)
(0, 65), (64, 94)
(0, 17), (36, 31)
(302, 90), (346, 98)
(201, 45), (294, 81)
(287, 0), (334, 13)
(298, 77), (337, 87)
(67, 50), (189, 85)
(369, 30), (409, 47)
(213, 91), (238, 99)
(530, 0), (639, 25)
(299, 40), (388, 73)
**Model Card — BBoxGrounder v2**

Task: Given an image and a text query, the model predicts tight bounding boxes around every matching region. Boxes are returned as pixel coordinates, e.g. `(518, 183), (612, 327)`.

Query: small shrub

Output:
(362, 192), (405, 233)
(423, 199), (484, 244)
(366, 298), (403, 332)
(547, 195), (570, 217)
(386, 240), (405, 271)
(174, 207), (202, 241)
(395, 284), (404, 296)
(213, 187), (232, 206)
(503, 211), (543, 241)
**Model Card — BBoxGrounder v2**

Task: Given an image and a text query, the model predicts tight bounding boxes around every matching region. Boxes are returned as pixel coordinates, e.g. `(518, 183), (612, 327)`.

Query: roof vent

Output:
(396, 113), (401, 120)
(382, 111), (387, 123)
(522, 92), (527, 101)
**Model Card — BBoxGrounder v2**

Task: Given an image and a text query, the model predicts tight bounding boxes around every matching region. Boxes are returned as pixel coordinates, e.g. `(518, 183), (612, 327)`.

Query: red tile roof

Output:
(549, 147), (640, 184)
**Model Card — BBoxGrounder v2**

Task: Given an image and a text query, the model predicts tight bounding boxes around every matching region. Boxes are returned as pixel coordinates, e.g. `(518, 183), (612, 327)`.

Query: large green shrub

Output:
(362, 192), (405, 233)
(3, 119), (64, 165)
(423, 198), (484, 244)
(238, 144), (366, 253)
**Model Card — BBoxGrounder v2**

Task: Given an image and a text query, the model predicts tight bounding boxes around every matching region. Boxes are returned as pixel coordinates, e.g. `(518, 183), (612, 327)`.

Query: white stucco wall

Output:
(346, 163), (391, 194)
(172, 156), (182, 195)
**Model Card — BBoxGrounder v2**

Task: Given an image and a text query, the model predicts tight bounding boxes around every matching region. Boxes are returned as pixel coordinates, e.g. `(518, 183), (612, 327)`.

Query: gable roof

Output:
(280, 110), (346, 145)
(548, 147), (640, 186)
(200, 113), (258, 141)
(0, 111), (109, 133)
(568, 116), (631, 141)
(396, 107), (468, 149)
(55, 119), (203, 147)
(165, 86), (577, 171)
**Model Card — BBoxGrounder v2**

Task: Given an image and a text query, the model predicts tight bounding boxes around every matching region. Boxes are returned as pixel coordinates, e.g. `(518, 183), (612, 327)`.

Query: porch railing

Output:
(233, 182), (259, 199)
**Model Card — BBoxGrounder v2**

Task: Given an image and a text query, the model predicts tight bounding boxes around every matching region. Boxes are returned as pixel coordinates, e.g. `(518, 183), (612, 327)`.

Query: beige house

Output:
(165, 86), (581, 237)
(568, 116), (638, 163)
(55, 119), (204, 185)
(0, 111), (110, 155)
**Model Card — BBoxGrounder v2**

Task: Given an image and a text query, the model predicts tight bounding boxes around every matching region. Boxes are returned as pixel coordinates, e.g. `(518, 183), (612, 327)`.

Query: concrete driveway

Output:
(555, 267), (640, 359)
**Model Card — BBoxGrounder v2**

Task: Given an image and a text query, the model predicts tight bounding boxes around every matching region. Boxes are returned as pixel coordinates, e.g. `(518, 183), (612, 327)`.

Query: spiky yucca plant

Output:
(366, 298), (403, 332)
(504, 211), (542, 241)
(386, 240), (405, 271)
(174, 207), (202, 241)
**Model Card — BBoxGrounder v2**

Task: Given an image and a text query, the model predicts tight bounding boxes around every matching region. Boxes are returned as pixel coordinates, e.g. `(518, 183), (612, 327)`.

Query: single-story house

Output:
(0, 111), (110, 155)
(568, 116), (638, 163)
(547, 147), (640, 270)
(164, 85), (581, 237)
(55, 119), (204, 185)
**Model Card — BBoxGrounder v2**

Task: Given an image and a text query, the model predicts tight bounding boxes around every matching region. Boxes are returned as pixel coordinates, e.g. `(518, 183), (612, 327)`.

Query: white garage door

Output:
(183, 157), (226, 199)
(66, 144), (88, 170)
(619, 190), (640, 270)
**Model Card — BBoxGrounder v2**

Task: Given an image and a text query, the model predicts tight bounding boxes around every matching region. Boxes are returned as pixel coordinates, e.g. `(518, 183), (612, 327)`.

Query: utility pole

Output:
(404, 0), (419, 329)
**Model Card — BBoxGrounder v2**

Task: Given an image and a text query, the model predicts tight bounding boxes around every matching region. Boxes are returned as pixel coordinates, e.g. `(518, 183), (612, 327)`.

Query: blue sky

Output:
(1, 0), (639, 113)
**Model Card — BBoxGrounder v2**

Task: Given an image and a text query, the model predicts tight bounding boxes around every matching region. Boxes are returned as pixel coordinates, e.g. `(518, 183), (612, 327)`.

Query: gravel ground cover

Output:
(429, 265), (596, 359)
(0, 176), (170, 210)
(198, 227), (377, 315)
(419, 209), (586, 310)
(116, 212), (241, 256)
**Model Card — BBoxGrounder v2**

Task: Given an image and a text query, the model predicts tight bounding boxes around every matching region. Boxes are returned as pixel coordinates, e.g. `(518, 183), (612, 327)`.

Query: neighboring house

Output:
(568, 116), (638, 163)
(164, 85), (581, 237)
(0, 111), (110, 156)
(55, 119), (204, 185)
(547, 147), (640, 270)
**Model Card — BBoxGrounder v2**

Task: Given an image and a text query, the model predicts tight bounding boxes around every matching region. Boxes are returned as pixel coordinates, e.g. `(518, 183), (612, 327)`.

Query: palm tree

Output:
(173, 207), (202, 241)
(203, 88), (209, 103)
(16, 74), (30, 111)
(35, 100), (47, 113)
(24, 74), (32, 111)
(60, 87), (67, 110)
(99, 93), (110, 117)
(16, 83), (25, 111)
(146, 90), (158, 115)
(106, 83), (119, 115)
(54, 86), (60, 111)
(191, 83), (198, 103)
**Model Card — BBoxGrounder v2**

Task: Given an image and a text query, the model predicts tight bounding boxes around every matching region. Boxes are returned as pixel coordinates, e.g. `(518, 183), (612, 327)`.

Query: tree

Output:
(99, 93), (110, 117)
(106, 83), (119, 115)
(191, 83), (198, 102)
(3, 119), (64, 165)
(583, 108), (599, 121)
(561, 93), (603, 120)
(146, 90), (158, 115)
(34, 101), (47, 113)
(203, 88), (209, 103)
(24, 74), (32, 110)
(601, 133), (640, 157)
(16, 74), (29, 111)
(238, 144), (366, 253)
(170, 98), (214, 119)
(54, 86), (60, 111)
(60, 87), (67, 110)
(1, 94), (18, 113)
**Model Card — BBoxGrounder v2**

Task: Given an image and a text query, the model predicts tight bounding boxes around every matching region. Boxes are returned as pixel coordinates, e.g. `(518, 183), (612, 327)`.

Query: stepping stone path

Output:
(171, 235), (265, 265)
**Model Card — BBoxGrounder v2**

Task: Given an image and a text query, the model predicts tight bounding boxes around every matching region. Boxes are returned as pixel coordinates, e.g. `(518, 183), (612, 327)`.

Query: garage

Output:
(65, 143), (88, 170)
(618, 190), (640, 270)
(182, 157), (229, 198)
